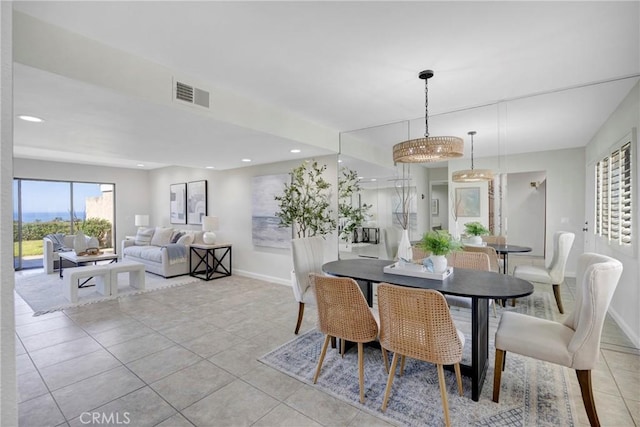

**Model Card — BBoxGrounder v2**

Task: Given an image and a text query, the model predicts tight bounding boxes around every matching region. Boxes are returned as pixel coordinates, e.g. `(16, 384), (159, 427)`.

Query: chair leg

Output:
(400, 355), (406, 376)
(454, 363), (463, 396)
(331, 336), (336, 348)
(358, 342), (365, 403)
(313, 335), (331, 384)
(552, 284), (565, 314)
(493, 349), (505, 402)
(381, 352), (400, 412)
(510, 298), (516, 307)
(294, 302), (305, 334)
(437, 364), (452, 427)
(576, 370), (600, 427)
(381, 347), (389, 374)
(341, 339), (346, 357)
(492, 299), (497, 317)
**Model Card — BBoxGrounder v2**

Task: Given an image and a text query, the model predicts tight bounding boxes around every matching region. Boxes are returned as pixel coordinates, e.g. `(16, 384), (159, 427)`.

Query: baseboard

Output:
(607, 306), (640, 349)
(233, 269), (292, 287)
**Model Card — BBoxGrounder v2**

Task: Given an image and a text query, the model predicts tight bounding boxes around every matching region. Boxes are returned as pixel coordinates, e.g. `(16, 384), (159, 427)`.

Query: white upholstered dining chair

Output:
(513, 231), (575, 313)
(291, 236), (325, 334)
(493, 253), (623, 427)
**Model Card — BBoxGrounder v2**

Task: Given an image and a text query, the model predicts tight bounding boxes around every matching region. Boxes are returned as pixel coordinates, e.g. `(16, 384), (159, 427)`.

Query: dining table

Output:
(485, 243), (532, 274)
(322, 258), (533, 401)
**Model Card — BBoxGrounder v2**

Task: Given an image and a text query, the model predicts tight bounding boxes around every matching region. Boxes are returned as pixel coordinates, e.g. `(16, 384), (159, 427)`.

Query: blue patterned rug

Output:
(259, 293), (576, 426)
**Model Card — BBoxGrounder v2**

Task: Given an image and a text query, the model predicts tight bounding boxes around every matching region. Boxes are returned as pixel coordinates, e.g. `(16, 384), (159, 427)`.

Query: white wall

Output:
(585, 82), (639, 347)
(13, 159), (150, 249)
(149, 155), (340, 285)
(431, 184), (449, 230)
(506, 171), (546, 256)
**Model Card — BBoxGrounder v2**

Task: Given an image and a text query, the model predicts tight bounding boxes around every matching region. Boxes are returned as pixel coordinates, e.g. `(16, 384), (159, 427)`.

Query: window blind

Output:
(595, 141), (632, 246)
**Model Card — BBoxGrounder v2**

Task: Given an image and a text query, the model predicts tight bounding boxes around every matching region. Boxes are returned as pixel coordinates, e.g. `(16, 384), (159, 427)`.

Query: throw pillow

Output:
(176, 233), (194, 246)
(134, 227), (155, 246)
(171, 231), (185, 244)
(150, 227), (174, 247)
(74, 231), (88, 254)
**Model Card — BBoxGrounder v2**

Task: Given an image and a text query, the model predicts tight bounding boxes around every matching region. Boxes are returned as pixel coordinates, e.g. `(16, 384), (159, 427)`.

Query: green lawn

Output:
(14, 240), (43, 257)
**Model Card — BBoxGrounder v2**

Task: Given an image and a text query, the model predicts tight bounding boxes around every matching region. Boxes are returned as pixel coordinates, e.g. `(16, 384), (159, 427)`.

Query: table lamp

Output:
(202, 216), (219, 244)
(135, 214), (149, 230)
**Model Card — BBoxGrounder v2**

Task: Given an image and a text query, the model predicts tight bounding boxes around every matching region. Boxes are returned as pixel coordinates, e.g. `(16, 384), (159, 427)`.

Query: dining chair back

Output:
(513, 231), (575, 313)
(482, 235), (506, 245)
(377, 283), (464, 426)
(291, 236), (324, 334)
(445, 251), (495, 315)
(383, 227), (401, 260)
(309, 273), (379, 403)
(493, 253), (623, 427)
(463, 245), (501, 273)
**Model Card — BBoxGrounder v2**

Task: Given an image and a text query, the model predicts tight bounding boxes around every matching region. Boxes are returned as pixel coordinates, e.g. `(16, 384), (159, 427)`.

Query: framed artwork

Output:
(170, 183), (187, 224)
(251, 174), (291, 249)
(431, 199), (439, 216)
(187, 180), (207, 225)
(455, 187), (481, 217)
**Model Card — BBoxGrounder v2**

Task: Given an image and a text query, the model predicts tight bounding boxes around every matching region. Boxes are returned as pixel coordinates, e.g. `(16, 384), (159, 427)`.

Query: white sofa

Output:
(121, 227), (204, 278)
(43, 234), (76, 274)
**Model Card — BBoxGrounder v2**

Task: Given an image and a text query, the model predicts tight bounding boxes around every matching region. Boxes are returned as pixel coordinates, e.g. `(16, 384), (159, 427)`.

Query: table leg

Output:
(470, 297), (489, 401)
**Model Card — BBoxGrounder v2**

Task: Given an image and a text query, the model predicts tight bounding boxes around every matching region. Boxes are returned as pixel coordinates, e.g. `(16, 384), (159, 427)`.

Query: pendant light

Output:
(452, 131), (494, 182)
(393, 70), (464, 163)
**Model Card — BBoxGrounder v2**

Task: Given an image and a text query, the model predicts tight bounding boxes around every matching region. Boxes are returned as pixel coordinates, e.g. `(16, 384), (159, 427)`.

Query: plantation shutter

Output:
(595, 141), (632, 246)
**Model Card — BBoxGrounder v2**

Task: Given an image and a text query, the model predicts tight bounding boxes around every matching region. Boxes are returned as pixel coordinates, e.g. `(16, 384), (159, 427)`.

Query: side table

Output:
(189, 243), (232, 281)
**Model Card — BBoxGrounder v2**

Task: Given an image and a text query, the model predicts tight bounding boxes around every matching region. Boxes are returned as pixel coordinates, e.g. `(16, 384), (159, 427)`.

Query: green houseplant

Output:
(275, 160), (337, 238)
(338, 167), (371, 244)
(464, 221), (489, 245)
(418, 230), (461, 273)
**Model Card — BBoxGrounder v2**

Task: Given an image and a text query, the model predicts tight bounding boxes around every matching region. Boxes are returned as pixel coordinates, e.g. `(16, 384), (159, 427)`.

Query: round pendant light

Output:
(393, 70), (464, 163)
(452, 131), (494, 182)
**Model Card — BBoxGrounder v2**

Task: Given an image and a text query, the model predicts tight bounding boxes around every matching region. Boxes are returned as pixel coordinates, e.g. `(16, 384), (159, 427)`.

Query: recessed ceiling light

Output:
(290, 149), (301, 153)
(18, 115), (43, 123)
(338, 159), (343, 163)
(137, 164), (145, 167)
(358, 176), (363, 180)
(205, 166), (215, 169)
(371, 178), (377, 182)
(242, 158), (252, 162)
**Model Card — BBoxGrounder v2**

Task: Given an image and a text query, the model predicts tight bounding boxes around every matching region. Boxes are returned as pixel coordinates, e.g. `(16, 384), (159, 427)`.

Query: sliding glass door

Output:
(13, 179), (115, 270)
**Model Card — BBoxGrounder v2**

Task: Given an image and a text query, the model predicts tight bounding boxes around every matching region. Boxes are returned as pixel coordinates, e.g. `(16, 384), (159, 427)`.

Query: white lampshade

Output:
(134, 214), (149, 227)
(202, 216), (219, 244)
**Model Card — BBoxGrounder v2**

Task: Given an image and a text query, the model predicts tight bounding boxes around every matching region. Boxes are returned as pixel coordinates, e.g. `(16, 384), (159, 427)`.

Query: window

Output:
(595, 140), (632, 246)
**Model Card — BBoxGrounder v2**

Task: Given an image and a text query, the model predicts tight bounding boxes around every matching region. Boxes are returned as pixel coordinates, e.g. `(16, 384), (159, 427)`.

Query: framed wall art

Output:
(187, 180), (207, 225)
(251, 174), (291, 249)
(431, 198), (439, 216)
(455, 187), (481, 217)
(170, 183), (187, 224)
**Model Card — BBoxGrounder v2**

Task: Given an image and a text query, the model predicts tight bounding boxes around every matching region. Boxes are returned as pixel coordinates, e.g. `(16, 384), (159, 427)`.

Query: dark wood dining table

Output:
(486, 244), (532, 274)
(322, 258), (533, 401)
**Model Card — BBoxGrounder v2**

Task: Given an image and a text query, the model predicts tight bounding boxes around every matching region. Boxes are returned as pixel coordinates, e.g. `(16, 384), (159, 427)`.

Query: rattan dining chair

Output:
(377, 283), (464, 427)
(481, 235), (506, 245)
(463, 245), (501, 273)
(493, 253), (623, 427)
(309, 273), (380, 403)
(446, 251), (497, 316)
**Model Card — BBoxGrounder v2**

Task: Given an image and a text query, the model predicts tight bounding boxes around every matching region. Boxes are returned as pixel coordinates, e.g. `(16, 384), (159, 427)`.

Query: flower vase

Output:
(469, 235), (483, 245)
(429, 254), (448, 274)
(397, 229), (413, 261)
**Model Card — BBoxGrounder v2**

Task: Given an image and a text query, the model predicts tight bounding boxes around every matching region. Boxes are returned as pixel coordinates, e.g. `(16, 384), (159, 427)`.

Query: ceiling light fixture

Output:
(452, 131), (494, 182)
(393, 70), (464, 163)
(242, 158), (252, 162)
(18, 115), (43, 123)
(290, 149), (301, 153)
(205, 166), (215, 169)
(136, 164), (145, 167)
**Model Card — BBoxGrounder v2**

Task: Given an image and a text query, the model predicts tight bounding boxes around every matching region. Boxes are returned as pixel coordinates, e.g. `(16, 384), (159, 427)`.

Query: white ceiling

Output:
(11, 1), (640, 172)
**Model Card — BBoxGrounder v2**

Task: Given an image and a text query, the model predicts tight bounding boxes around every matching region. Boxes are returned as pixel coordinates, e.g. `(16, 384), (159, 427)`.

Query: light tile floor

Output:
(14, 259), (639, 426)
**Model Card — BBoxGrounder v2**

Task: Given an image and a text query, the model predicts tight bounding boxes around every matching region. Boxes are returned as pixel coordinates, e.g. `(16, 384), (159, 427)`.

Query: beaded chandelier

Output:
(452, 131), (494, 182)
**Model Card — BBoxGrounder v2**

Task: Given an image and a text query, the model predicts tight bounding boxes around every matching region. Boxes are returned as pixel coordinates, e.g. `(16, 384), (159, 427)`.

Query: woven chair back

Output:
(411, 245), (430, 262)
(482, 235), (506, 245)
(447, 251), (490, 271)
(378, 283), (463, 365)
(309, 274), (378, 343)
(463, 245), (500, 272)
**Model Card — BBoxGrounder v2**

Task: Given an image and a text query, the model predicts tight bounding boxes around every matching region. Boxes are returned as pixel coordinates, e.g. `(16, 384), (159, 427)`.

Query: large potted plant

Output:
(275, 160), (337, 238)
(464, 221), (489, 245)
(338, 167), (371, 247)
(418, 230), (461, 273)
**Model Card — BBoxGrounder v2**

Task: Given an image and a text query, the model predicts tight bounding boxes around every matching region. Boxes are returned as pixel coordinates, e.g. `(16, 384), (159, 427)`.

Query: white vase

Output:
(73, 230), (87, 255)
(429, 254), (448, 274)
(397, 229), (413, 261)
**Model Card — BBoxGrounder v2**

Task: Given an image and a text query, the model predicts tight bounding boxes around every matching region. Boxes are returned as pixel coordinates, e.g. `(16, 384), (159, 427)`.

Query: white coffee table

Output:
(58, 251), (119, 286)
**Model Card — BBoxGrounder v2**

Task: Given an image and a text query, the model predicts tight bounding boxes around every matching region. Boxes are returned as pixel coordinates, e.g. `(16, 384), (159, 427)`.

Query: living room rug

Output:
(15, 270), (201, 316)
(259, 293), (576, 426)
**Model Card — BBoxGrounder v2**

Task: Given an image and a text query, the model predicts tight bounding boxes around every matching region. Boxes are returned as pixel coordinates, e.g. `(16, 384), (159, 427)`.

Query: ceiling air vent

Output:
(174, 81), (210, 108)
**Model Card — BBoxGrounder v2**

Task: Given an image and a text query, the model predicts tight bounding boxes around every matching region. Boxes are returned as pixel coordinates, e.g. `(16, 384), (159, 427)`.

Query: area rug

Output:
(15, 270), (201, 316)
(259, 293), (576, 426)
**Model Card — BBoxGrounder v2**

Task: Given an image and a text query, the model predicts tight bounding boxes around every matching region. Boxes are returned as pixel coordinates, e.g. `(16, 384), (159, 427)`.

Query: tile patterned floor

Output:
(14, 261), (639, 426)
